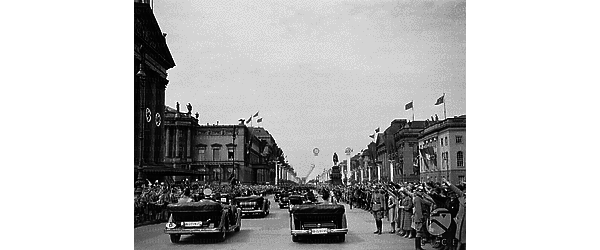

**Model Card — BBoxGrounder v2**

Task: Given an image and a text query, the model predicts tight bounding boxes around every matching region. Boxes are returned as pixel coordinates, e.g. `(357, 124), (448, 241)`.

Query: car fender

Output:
(290, 213), (296, 230)
(342, 214), (347, 229)
(237, 208), (242, 227)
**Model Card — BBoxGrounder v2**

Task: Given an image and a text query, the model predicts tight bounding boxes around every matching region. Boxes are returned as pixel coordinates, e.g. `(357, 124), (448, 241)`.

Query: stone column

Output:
(165, 127), (170, 158)
(187, 128), (191, 159)
(174, 129), (180, 159)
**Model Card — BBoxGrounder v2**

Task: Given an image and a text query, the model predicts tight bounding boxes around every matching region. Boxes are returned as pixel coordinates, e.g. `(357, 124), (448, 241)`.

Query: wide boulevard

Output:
(134, 195), (437, 250)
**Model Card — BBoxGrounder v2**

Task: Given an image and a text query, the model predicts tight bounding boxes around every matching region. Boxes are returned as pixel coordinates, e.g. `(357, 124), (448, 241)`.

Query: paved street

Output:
(135, 195), (438, 250)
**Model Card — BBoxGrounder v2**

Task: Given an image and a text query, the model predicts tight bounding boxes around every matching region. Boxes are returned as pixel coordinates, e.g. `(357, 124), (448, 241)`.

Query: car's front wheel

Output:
(169, 234), (180, 243)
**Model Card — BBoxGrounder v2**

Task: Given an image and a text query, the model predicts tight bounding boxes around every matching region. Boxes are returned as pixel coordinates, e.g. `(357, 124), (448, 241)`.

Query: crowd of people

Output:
(315, 179), (465, 250)
(134, 178), (465, 250)
(134, 179), (278, 226)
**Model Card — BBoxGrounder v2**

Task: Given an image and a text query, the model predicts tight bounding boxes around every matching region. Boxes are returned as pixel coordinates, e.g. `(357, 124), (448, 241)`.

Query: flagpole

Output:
(443, 93), (447, 120)
(412, 100), (415, 122)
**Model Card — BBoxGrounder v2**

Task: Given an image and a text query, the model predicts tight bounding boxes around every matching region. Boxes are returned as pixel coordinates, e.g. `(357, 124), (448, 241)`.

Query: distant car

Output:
(274, 191), (282, 202)
(279, 193), (290, 209)
(289, 203), (348, 243)
(234, 195), (270, 217)
(164, 190), (242, 243)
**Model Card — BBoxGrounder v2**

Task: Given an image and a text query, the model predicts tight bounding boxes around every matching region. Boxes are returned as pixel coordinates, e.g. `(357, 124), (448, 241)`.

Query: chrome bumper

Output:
(291, 228), (348, 235)
(241, 209), (265, 214)
(164, 228), (222, 234)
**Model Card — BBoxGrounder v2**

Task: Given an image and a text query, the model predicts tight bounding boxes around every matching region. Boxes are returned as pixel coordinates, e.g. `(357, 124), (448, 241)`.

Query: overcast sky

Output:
(152, 0), (466, 180)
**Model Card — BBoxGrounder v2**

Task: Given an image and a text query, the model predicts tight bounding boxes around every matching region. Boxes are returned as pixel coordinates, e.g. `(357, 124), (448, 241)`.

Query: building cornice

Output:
(419, 118), (466, 139)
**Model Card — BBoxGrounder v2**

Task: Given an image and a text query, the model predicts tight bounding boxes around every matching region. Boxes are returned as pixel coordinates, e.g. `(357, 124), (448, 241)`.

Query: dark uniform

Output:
(371, 189), (386, 234)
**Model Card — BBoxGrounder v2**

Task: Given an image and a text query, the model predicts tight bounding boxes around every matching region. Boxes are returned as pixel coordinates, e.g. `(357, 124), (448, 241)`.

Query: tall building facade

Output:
(248, 127), (278, 184)
(377, 119), (408, 182)
(134, 1), (177, 189)
(162, 104), (203, 182)
(190, 123), (282, 184)
(192, 124), (250, 184)
(418, 115), (466, 184)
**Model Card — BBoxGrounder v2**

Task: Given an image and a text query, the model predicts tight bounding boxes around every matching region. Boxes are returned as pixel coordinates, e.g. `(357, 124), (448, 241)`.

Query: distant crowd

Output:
(134, 179), (279, 225)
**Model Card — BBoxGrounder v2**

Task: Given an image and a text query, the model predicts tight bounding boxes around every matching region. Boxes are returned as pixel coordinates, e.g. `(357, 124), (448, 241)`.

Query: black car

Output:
(289, 204), (348, 242)
(279, 193), (290, 209)
(164, 193), (242, 243)
(234, 195), (270, 217)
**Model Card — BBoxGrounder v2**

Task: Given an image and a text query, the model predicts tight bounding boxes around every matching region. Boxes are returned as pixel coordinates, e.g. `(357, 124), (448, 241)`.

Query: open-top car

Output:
(289, 204), (348, 243)
(164, 189), (242, 243)
(234, 195), (270, 217)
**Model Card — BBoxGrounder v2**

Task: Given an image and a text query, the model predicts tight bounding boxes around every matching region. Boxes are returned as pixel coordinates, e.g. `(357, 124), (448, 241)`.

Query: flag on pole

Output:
(405, 101), (413, 110)
(257, 117), (263, 123)
(375, 127), (380, 133)
(253, 111), (259, 117)
(369, 134), (375, 139)
(246, 116), (252, 124)
(435, 95), (444, 105)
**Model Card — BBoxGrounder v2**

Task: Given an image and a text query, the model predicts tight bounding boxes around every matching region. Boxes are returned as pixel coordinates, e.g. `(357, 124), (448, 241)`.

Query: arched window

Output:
(457, 151), (464, 167)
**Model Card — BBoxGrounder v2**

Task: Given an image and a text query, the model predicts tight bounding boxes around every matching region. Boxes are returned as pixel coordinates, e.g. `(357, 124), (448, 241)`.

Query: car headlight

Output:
(166, 222), (176, 229)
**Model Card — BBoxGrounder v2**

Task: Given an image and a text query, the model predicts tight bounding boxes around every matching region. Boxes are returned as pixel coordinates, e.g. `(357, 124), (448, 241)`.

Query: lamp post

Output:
(135, 46), (147, 196)
(344, 147), (352, 186)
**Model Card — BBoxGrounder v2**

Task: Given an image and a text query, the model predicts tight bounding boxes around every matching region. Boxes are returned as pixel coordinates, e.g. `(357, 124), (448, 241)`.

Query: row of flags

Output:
(368, 93), (447, 139)
(245, 111), (263, 125)
(404, 93), (445, 111)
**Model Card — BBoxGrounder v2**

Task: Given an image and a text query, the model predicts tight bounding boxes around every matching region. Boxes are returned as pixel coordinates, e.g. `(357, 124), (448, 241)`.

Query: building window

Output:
(212, 147), (221, 161)
(458, 176), (466, 183)
(456, 136), (463, 144)
(440, 138), (444, 147)
(198, 147), (206, 161)
(228, 148), (234, 160)
(445, 136), (448, 146)
(457, 151), (464, 167)
(408, 142), (415, 147)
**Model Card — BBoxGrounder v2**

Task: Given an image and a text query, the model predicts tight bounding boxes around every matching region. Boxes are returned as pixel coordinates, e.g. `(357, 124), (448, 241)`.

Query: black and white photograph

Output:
(134, 0), (465, 249)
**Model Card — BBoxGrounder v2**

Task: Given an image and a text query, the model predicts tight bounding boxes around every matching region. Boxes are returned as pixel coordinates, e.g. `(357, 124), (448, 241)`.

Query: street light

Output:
(134, 46), (147, 196)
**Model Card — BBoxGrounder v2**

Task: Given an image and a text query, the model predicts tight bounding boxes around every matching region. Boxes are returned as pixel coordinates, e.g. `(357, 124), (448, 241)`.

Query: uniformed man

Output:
(371, 187), (386, 234)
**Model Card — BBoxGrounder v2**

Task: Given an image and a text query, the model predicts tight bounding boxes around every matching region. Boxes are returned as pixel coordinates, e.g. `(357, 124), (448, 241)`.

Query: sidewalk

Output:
(339, 200), (449, 250)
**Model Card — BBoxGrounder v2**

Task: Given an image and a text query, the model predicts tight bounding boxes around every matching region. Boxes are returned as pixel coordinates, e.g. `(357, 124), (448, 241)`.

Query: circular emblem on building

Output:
(145, 108), (152, 122)
(155, 113), (161, 126)
(313, 148), (320, 156)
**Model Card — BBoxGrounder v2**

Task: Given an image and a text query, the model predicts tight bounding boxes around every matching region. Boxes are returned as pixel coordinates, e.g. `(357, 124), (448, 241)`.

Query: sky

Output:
(151, 0), (466, 180)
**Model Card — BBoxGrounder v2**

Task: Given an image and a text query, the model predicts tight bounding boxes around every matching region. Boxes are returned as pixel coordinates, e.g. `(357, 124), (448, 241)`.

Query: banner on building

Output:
(419, 147), (437, 171)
